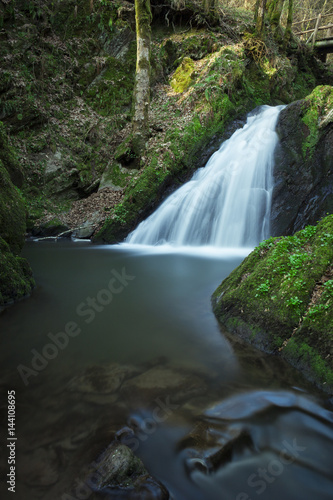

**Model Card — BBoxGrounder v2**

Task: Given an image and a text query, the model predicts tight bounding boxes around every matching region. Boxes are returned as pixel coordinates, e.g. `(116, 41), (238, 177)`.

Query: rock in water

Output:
(85, 442), (169, 499)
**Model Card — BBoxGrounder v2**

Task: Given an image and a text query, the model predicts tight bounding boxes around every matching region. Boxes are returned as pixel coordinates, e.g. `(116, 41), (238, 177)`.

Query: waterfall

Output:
(126, 105), (284, 248)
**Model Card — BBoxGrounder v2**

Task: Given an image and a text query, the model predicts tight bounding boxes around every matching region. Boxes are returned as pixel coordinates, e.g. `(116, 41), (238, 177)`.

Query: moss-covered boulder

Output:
(271, 85), (333, 236)
(0, 123), (34, 310)
(170, 57), (195, 93)
(212, 215), (333, 393)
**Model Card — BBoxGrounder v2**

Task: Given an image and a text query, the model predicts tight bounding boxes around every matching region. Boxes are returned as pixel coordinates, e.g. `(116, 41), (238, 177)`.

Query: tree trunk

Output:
(266, 0), (285, 29)
(255, 0), (267, 36)
(204, 0), (215, 16)
(283, 0), (293, 46)
(132, 0), (152, 160)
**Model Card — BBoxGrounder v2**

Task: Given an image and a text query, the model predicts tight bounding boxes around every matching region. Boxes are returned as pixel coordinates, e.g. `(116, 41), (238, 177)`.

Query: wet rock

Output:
(84, 442), (169, 499)
(67, 363), (140, 395)
(178, 421), (254, 476)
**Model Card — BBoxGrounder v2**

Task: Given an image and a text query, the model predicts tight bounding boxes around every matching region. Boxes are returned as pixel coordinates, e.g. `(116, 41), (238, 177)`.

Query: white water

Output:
(126, 105), (284, 247)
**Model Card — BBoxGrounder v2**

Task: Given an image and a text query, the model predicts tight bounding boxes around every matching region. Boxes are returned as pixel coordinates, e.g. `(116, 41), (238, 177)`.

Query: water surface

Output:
(0, 241), (332, 500)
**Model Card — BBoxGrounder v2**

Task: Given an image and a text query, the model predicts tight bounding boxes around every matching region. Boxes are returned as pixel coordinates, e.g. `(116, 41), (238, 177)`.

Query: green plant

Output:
(286, 296), (303, 315)
(255, 279), (270, 297)
(323, 280), (333, 295)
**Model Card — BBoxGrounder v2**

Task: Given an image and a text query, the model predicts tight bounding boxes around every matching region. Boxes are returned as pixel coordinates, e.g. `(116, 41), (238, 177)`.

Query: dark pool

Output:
(0, 241), (332, 500)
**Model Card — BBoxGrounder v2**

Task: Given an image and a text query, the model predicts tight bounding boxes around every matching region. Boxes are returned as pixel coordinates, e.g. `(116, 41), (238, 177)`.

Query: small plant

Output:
(112, 203), (129, 225)
(286, 296), (303, 316)
(298, 224), (317, 240)
(255, 279), (270, 297)
(323, 280), (333, 295)
(307, 303), (329, 320)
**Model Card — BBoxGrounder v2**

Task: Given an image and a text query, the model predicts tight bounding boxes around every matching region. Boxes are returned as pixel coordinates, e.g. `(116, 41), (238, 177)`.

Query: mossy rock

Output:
(0, 122), (34, 308)
(170, 57), (195, 93)
(0, 121), (23, 186)
(0, 159), (26, 254)
(212, 215), (333, 393)
(99, 162), (135, 190)
(271, 86), (333, 237)
(0, 237), (35, 310)
(301, 85), (333, 158)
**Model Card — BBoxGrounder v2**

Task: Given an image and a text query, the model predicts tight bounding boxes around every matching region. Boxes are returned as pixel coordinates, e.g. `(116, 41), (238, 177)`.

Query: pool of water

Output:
(0, 241), (332, 499)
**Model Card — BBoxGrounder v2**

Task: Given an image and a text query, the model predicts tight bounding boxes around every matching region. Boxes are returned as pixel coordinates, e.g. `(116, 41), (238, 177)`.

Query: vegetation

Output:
(0, 0), (331, 326)
(212, 215), (333, 392)
(0, 123), (35, 309)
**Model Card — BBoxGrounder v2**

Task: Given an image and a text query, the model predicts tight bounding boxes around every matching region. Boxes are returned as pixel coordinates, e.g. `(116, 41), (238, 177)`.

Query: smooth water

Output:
(127, 105), (283, 247)
(0, 241), (332, 500)
(1, 106), (332, 499)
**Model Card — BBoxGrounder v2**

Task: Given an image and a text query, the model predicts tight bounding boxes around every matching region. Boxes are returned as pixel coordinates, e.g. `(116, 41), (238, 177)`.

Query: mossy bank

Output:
(212, 215), (333, 394)
(0, 122), (35, 311)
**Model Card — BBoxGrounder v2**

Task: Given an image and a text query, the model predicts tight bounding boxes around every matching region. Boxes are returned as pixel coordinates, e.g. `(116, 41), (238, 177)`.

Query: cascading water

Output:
(126, 105), (284, 247)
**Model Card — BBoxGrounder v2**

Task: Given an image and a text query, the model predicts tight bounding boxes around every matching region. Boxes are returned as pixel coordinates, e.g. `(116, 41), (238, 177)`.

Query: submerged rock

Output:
(67, 363), (140, 395)
(212, 214), (333, 393)
(121, 365), (207, 404)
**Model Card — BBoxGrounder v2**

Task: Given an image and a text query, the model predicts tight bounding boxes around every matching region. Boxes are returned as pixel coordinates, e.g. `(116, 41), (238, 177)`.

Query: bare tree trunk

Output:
(132, 0), (152, 160)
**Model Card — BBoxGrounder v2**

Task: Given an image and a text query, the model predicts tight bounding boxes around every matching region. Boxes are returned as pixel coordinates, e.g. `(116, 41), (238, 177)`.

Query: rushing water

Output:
(1, 107), (333, 500)
(127, 106), (283, 247)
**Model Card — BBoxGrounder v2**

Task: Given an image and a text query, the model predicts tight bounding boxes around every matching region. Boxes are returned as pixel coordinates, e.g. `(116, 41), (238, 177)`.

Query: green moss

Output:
(0, 122), (35, 308)
(0, 160), (26, 255)
(170, 57), (195, 93)
(284, 339), (333, 391)
(213, 215), (333, 392)
(0, 237), (35, 310)
(0, 122), (23, 186)
(85, 45), (136, 119)
(301, 85), (333, 158)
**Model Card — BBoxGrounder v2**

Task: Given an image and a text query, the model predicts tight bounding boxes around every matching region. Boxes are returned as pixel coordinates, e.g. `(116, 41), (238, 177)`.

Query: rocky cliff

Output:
(271, 85), (333, 236)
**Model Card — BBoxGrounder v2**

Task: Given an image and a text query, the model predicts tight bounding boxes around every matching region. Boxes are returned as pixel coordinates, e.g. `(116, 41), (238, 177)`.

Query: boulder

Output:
(83, 442), (169, 499)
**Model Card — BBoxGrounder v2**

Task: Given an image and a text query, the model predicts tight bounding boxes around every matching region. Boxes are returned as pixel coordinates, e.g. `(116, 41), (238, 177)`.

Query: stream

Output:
(0, 241), (332, 499)
(1, 105), (333, 499)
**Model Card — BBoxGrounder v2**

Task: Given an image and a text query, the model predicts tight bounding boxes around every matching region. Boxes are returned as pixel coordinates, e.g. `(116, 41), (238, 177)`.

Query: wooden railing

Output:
(292, 12), (333, 47)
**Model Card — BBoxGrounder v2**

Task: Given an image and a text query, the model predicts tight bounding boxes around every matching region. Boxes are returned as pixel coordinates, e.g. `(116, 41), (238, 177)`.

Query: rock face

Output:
(212, 215), (333, 394)
(271, 85), (333, 236)
(0, 122), (34, 310)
